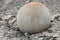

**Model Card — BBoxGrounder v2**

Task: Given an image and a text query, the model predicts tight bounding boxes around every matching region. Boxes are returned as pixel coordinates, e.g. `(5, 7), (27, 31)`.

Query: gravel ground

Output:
(0, 0), (60, 40)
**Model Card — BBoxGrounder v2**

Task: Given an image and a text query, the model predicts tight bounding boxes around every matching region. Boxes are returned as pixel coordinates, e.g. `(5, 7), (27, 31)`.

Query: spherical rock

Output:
(17, 2), (51, 34)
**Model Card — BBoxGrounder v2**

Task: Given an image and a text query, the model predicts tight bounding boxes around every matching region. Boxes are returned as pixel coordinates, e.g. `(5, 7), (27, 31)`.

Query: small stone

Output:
(25, 0), (31, 4)
(34, 36), (38, 39)
(9, 18), (16, 25)
(37, 38), (43, 40)
(53, 33), (59, 37)
(47, 28), (53, 33)
(2, 15), (15, 21)
(52, 14), (60, 21)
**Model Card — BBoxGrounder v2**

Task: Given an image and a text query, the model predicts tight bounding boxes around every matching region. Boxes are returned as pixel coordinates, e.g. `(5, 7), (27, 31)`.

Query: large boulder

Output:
(17, 2), (51, 34)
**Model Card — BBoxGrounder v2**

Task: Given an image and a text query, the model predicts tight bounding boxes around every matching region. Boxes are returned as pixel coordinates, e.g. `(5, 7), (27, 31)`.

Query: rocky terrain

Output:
(0, 0), (60, 40)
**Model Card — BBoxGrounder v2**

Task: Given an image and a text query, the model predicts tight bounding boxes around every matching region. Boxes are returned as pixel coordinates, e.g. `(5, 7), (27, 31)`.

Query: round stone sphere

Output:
(17, 2), (51, 34)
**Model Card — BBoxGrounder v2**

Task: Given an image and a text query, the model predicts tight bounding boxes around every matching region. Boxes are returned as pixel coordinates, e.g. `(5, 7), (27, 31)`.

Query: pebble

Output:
(2, 15), (15, 21)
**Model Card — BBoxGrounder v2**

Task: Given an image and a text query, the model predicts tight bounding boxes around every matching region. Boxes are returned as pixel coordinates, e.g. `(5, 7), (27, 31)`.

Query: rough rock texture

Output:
(0, 0), (60, 40)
